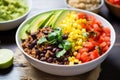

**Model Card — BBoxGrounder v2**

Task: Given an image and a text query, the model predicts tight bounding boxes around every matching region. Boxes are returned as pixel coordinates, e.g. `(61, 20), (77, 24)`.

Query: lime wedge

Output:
(0, 49), (14, 69)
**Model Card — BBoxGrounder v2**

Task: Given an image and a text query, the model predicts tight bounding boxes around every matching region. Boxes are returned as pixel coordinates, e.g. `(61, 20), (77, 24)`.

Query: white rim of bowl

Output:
(0, 0), (32, 23)
(16, 8), (116, 67)
(65, 0), (104, 11)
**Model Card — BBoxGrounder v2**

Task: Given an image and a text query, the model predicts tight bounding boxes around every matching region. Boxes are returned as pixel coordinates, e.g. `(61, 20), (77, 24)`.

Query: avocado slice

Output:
(19, 10), (70, 40)
(19, 24), (30, 40)
(52, 10), (70, 28)
(28, 11), (54, 34)
(39, 11), (54, 28)
(44, 10), (65, 27)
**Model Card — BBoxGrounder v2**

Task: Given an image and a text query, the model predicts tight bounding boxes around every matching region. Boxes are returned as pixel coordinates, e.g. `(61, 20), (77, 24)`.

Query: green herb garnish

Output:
(37, 36), (47, 45)
(37, 27), (72, 58)
(95, 46), (101, 54)
(56, 49), (66, 58)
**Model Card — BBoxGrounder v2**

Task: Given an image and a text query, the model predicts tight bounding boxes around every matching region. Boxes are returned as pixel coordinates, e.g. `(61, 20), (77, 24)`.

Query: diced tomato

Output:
(93, 23), (102, 32)
(98, 35), (104, 43)
(78, 13), (87, 19)
(84, 41), (95, 50)
(103, 27), (110, 36)
(85, 24), (92, 31)
(80, 52), (91, 62)
(87, 15), (95, 22)
(81, 23), (86, 28)
(100, 42), (107, 48)
(113, 0), (120, 5)
(102, 46), (109, 53)
(76, 53), (81, 60)
(90, 49), (100, 60)
(108, 0), (114, 4)
(90, 31), (101, 41)
(94, 19), (102, 26)
(78, 48), (89, 53)
(107, 42), (110, 46)
(88, 39), (99, 46)
(104, 36), (110, 42)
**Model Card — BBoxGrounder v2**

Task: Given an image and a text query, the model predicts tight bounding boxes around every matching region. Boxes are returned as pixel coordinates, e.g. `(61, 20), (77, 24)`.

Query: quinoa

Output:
(68, 0), (101, 10)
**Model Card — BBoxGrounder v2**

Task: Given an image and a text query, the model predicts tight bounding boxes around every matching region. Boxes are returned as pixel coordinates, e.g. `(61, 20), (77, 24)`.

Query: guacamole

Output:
(0, 0), (28, 22)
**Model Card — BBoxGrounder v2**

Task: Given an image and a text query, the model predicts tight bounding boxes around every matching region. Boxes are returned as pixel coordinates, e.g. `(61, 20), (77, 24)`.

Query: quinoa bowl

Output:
(16, 8), (115, 76)
(65, 0), (104, 13)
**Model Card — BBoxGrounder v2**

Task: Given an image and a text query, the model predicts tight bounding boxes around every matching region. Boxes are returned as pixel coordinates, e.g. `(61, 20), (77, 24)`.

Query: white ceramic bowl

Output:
(0, 0), (32, 31)
(16, 8), (115, 76)
(65, 0), (104, 13)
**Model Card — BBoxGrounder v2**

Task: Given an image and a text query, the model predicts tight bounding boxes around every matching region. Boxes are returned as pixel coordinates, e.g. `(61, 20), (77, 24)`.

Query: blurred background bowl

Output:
(16, 8), (116, 76)
(105, 0), (120, 18)
(0, 0), (32, 31)
(65, 0), (104, 13)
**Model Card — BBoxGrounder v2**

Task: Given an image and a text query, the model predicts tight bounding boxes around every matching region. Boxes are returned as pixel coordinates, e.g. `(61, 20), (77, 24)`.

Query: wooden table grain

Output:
(0, 0), (120, 80)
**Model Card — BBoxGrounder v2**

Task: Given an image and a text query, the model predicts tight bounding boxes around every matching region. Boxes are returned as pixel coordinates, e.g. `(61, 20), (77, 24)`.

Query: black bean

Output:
(47, 57), (53, 63)
(28, 44), (33, 49)
(33, 39), (37, 44)
(57, 58), (62, 62)
(52, 48), (57, 52)
(63, 58), (68, 62)
(59, 62), (64, 65)
(74, 62), (78, 64)
(62, 34), (68, 39)
(28, 40), (37, 49)
(31, 33), (37, 39)
(55, 48), (60, 53)
(50, 52), (56, 57)
(40, 57), (46, 61)
(42, 50), (47, 54)
(53, 58), (57, 62)
(36, 49), (40, 55)
(29, 40), (37, 49)
(46, 46), (53, 50)
(40, 53), (45, 57)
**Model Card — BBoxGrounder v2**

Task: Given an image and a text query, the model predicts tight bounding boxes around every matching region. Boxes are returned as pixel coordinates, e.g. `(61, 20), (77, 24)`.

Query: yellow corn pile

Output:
(60, 11), (88, 52)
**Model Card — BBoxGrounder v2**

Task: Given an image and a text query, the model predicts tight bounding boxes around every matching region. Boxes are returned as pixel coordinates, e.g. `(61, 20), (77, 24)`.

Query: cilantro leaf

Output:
(56, 49), (66, 58)
(37, 36), (47, 45)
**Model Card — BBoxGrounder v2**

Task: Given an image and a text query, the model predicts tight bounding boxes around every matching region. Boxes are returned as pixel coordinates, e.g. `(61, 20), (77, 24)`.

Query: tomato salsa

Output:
(108, 0), (120, 6)
(60, 12), (110, 64)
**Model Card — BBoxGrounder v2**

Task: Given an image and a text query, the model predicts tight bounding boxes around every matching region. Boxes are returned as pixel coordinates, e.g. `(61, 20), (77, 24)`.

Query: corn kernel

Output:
(82, 28), (86, 32)
(69, 62), (74, 66)
(78, 61), (82, 64)
(73, 52), (78, 56)
(74, 59), (79, 63)
(71, 56), (75, 60)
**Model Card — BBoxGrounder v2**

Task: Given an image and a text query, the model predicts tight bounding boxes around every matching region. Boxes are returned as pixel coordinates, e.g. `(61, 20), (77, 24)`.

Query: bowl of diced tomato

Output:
(16, 8), (116, 76)
(105, 0), (120, 18)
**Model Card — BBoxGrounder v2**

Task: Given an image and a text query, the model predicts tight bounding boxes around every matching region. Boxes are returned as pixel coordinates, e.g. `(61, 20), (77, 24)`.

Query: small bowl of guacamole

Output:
(0, 0), (32, 31)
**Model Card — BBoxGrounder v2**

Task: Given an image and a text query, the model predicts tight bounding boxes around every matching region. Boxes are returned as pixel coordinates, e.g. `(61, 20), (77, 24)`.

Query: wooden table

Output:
(0, 0), (120, 80)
